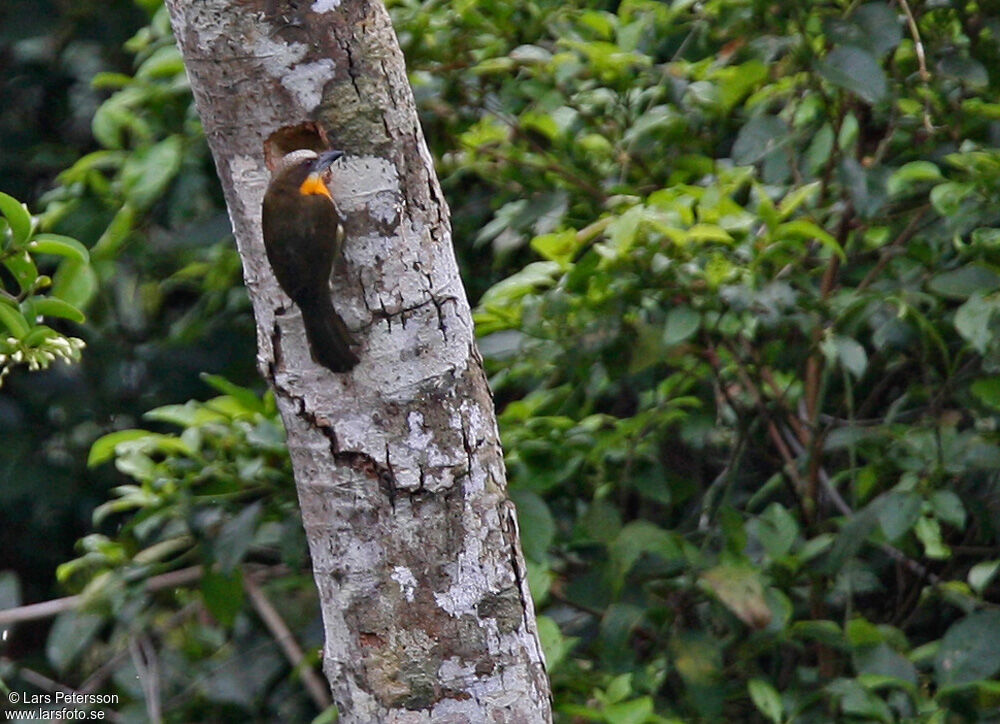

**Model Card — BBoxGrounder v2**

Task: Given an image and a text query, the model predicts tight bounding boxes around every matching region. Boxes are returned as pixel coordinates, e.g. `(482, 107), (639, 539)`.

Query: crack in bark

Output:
(429, 295), (450, 342)
(382, 443), (396, 509)
(504, 502), (547, 668)
(268, 317), (402, 502)
(337, 37), (362, 102)
(459, 423), (475, 481)
(359, 293), (456, 332)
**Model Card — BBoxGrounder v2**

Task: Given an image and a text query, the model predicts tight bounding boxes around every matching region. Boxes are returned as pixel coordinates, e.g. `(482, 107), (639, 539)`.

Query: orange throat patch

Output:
(299, 172), (332, 200)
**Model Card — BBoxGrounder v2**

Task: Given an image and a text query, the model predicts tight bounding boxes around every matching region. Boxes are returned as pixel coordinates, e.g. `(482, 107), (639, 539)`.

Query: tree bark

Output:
(163, 1), (552, 721)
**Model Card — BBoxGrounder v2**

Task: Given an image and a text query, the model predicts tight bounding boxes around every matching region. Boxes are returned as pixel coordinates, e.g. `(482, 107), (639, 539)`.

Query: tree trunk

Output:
(163, 1), (552, 721)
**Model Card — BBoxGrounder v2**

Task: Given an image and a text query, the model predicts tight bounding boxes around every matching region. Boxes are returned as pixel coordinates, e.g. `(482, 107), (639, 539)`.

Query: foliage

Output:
(0, 192), (88, 382)
(394, 0), (1000, 720)
(0, 0), (148, 202)
(0, 0), (254, 606)
(50, 376), (327, 722)
(4, 0), (1000, 722)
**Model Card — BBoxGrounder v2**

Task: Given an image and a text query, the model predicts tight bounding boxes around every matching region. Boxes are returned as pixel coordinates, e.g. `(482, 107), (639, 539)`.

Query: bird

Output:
(261, 148), (360, 373)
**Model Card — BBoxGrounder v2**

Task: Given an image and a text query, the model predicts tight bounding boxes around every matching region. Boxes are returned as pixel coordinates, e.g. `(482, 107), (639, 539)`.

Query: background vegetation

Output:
(2, 0), (1000, 721)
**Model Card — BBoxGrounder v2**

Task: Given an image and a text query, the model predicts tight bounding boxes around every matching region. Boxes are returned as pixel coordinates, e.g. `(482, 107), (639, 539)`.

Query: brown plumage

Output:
(261, 149), (359, 373)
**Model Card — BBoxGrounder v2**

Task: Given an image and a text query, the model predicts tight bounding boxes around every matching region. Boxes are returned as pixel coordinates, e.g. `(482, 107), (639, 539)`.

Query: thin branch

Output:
(706, 344), (809, 502)
(243, 573), (332, 711)
(780, 424), (941, 584)
(474, 145), (605, 200)
(857, 206), (929, 292)
(78, 648), (131, 695)
(0, 566), (204, 628)
(897, 0), (930, 82)
(129, 635), (163, 724)
(78, 600), (200, 695)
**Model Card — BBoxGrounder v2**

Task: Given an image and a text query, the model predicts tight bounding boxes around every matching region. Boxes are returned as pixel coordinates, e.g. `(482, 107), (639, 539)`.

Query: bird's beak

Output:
(298, 150), (344, 200)
(313, 149), (345, 172)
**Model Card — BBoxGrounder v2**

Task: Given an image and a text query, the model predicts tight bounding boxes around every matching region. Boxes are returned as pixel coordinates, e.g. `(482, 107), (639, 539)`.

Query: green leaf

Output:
(962, 98), (1000, 119)
(144, 400), (226, 427)
(954, 293), (1000, 354)
(929, 490), (965, 528)
(511, 489), (555, 562)
(777, 219), (845, 261)
(732, 116), (788, 165)
(0, 192), (32, 245)
(133, 536), (194, 565)
(604, 697), (654, 724)
(748, 679), (783, 723)
(824, 6), (901, 58)
(120, 135), (184, 209)
(935, 612), (1000, 685)
(51, 258), (98, 309)
(777, 182), (821, 219)
(91, 72), (133, 89)
(200, 373), (266, 414)
(968, 560), (1000, 595)
(3, 251), (39, 294)
(855, 642), (918, 686)
(791, 620), (846, 648)
(520, 111), (560, 141)
(509, 44), (553, 63)
(216, 502), (262, 573)
(700, 564), (771, 628)
(30, 297), (86, 324)
(478, 262), (561, 307)
(914, 517), (949, 559)
(579, 500), (622, 544)
(135, 45), (184, 79)
(92, 202), (136, 259)
(876, 491), (921, 542)
(600, 604), (645, 669)
(670, 631), (722, 687)
(609, 521), (682, 592)
(827, 678), (893, 722)
(29, 233), (90, 264)
(823, 499), (882, 574)
(972, 227), (1000, 248)
(928, 265), (1000, 300)
(805, 124), (835, 175)
(887, 161), (943, 196)
(47, 610), (104, 673)
(201, 568), (244, 627)
(88, 429), (157, 467)
(938, 55), (988, 88)
(531, 230), (581, 266)
(851, 4), (903, 57)
(310, 705), (340, 724)
(686, 224), (733, 243)
(822, 335), (867, 379)
(603, 205), (644, 257)
(536, 615), (574, 672)
(754, 503), (799, 559)
(845, 618), (884, 647)
(0, 303), (31, 338)
(0, 571), (22, 611)
(663, 305), (700, 346)
(602, 673), (632, 705)
(818, 46), (888, 104)
(930, 182), (975, 217)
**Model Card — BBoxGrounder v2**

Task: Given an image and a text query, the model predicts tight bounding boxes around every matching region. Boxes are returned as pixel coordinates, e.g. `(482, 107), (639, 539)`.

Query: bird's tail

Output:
(297, 293), (360, 373)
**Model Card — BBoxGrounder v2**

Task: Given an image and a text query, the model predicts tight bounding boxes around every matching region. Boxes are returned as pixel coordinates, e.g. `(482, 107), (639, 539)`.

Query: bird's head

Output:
(270, 149), (345, 201)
